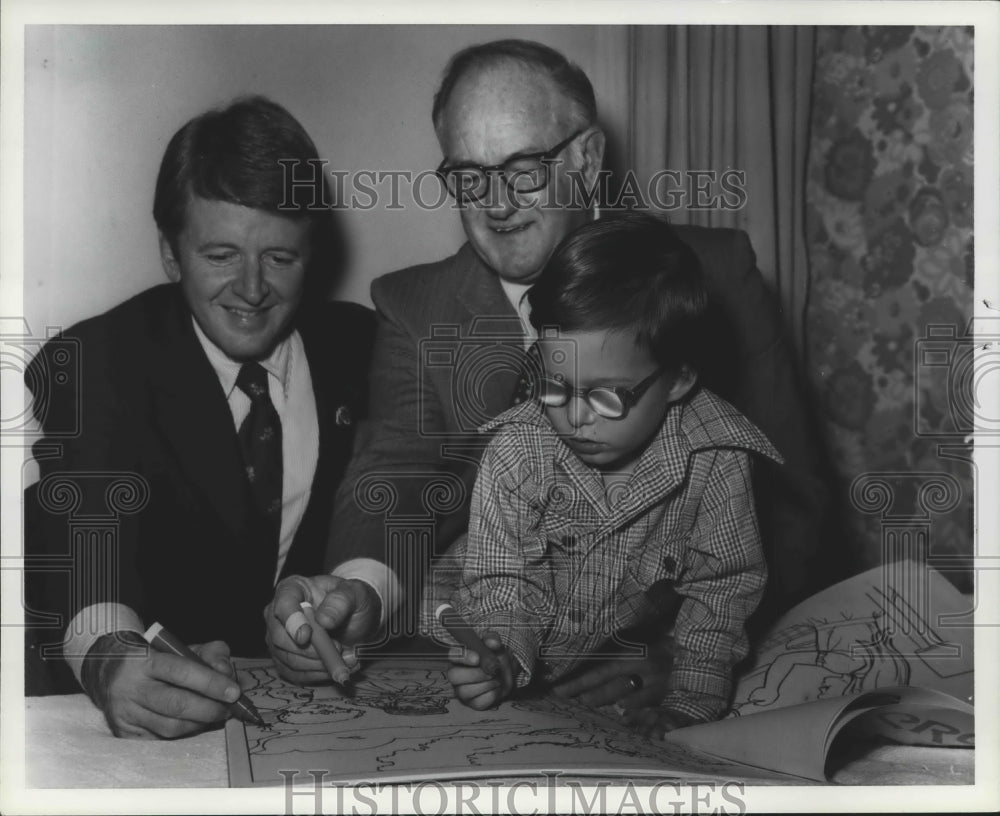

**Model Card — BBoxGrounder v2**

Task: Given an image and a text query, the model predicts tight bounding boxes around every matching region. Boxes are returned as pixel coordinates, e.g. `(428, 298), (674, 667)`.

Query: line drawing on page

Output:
(228, 661), (745, 785)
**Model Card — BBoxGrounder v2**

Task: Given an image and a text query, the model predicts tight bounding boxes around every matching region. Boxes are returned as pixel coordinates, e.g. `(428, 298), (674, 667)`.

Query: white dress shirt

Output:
(193, 319), (318, 582)
(499, 277), (535, 349)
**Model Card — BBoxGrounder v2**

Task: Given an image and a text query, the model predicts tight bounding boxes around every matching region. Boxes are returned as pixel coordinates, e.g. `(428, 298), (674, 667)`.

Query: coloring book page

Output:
(226, 564), (973, 786)
(728, 564), (974, 716)
(225, 661), (787, 787)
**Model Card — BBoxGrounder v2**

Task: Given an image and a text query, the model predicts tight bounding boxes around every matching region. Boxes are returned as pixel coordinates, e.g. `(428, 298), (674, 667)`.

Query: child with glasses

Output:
(424, 212), (782, 734)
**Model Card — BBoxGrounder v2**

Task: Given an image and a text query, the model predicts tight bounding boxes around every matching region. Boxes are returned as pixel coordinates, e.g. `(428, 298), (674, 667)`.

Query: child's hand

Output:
(623, 705), (699, 739)
(445, 633), (517, 710)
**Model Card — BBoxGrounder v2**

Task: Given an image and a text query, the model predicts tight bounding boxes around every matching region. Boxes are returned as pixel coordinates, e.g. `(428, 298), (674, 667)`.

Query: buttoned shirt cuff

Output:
(63, 603), (145, 688)
(665, 660), (732, 723)
(331, 558), (401, 629)
(661, 690), (729, 724)
(669, 662), (731, 696)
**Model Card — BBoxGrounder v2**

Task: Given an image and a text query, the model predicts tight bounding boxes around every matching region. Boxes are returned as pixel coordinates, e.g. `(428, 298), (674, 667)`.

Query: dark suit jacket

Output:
(24, 283), (374, 693)
(331, 230), (836, 635)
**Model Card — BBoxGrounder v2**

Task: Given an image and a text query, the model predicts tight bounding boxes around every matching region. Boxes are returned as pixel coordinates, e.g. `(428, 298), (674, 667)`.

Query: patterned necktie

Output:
(509, 290), (539, 408)
(235, 362), (283, 542)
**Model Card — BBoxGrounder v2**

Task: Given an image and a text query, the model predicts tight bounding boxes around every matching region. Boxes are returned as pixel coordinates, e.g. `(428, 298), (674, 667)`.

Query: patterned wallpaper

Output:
(805, 26), (974, 588)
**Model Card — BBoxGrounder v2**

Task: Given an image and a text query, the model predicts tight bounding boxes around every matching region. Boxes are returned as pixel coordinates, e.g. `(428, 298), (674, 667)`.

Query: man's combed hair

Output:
(528, 211), (710, 376)
(153, 95), (330, 248)
(432, 39), (597, 130)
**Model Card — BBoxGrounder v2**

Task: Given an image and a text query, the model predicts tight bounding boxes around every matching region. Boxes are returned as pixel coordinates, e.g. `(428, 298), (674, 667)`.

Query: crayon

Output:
(436, 604), (500, 677)
(644, 578), (682, 624)
(299, 601), (352, 686)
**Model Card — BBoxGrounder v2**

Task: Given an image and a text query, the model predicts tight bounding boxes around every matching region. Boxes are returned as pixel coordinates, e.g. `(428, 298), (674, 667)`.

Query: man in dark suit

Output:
(24, 96), (379, 738)
(271, 41), (832, 707)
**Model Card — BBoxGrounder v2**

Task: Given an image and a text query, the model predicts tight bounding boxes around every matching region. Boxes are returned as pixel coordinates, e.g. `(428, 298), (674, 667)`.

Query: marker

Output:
(299, 601), (352, 686)
(143, 622), (265, 727)
(436, 604), (500, 677)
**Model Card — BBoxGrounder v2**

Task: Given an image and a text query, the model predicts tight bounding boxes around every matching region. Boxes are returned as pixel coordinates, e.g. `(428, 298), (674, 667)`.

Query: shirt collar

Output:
(191, 317), (293, 398)
(498, 277), (532, 314)
(481, 397), (547, 433)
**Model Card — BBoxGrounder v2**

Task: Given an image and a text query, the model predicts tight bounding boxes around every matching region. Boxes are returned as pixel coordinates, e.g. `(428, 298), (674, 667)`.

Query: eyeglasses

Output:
(535, 368), (664, 420)
(436, 129), (585, 205)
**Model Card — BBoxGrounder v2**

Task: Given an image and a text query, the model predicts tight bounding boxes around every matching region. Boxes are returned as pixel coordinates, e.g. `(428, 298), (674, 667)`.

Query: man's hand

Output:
(264, 574), (380, 684)
(445, 633), (517, 710)
(86, 634), (241, 739)
(550, 640), (674, 710)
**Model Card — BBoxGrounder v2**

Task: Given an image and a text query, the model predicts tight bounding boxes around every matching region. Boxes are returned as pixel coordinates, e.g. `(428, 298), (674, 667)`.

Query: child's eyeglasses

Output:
(535, 368), (663, 420)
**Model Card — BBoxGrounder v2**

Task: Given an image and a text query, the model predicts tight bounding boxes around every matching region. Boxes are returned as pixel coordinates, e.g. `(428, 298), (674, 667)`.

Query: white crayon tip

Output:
(143, 622), (164, 643)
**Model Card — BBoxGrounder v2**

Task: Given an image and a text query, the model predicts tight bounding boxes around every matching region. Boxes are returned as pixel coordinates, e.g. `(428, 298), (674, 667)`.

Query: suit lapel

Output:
(454, 244), (518, 321)
(453, 245), (526, 420)
(148, 289), (253, 538)
(283, 307), (359, 578)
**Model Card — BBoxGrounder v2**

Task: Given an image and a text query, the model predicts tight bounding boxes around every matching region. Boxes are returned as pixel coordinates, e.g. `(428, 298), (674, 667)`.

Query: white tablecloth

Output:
(23, 694), (974, 788)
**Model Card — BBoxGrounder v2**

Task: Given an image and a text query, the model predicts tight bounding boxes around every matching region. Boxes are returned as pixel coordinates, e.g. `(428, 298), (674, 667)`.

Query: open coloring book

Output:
(226, 660), (794, 785)
(225, 564), (974, 786)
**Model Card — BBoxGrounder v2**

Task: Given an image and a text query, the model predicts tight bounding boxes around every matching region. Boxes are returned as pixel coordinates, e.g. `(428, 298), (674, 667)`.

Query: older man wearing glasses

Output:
(267, 40), (606, 678)
(268, 39), (831, 711)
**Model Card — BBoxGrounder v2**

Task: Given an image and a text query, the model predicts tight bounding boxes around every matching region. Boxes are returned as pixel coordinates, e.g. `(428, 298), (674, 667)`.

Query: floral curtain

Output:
(805, 26), (974, 588)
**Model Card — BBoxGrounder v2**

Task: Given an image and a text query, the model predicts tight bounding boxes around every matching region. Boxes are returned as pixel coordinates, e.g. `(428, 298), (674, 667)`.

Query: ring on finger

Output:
(625, 673), (644, 692)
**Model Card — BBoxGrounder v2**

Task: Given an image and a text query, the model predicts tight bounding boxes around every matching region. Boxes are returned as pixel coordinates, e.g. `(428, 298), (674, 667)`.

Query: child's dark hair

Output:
(528, 211), (709, 376)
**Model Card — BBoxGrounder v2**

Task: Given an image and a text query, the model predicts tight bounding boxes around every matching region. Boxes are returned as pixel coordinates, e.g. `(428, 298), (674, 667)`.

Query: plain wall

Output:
(23, 25), (614, 334)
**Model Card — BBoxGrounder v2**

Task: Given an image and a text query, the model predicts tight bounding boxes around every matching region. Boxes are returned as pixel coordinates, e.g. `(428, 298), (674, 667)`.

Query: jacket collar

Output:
(450, 243), (526, 421)
(191, 316), (294, 400)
